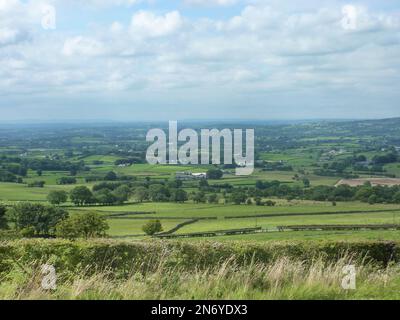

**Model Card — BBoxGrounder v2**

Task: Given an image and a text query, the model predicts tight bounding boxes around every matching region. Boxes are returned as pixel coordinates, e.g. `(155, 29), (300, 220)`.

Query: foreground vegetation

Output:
(1, 239), (400, 299)
(2, 119), (400, 299)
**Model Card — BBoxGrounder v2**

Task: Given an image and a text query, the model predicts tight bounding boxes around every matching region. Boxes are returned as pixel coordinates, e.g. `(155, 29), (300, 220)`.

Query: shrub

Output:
(57, 177), (77, 185)
(56, 212), (109, 240)
(207, 169), (223, 180)
(0, 240), (399, 279)
(142, 220), (163, 236)
(7, 203), (68, 237)
(0, 204), (8, 229)
(27, 180), (45, 188)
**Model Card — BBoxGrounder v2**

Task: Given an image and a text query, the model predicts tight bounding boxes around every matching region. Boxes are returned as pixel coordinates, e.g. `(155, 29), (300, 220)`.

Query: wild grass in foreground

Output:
(1, 255), (400, 300)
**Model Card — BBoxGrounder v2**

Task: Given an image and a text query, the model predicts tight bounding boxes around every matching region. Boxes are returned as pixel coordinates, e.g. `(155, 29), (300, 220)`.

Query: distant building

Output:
(176, 171), (207, 180)
(192, 172), (207, 179)
(118, 163), (131, 167)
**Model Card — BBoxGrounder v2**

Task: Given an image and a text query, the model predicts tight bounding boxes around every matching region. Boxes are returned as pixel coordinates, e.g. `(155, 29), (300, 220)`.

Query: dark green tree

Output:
(112, 185), (131, 204)
(104, 171), (117, 181)
(95, 189), (117, 205)
(56, 212), (109, 240)
(191, 191), (206, 203)
(7, 203), (68, 236)
(142, 220), (163, 236)
(134, 187), (149, 202)
(206, 169), (223, 180)
(207, 194), (218, 204)
(170, 189), (188, 203)
(70, 186), (93, 206)
(47, 190), (68, 205)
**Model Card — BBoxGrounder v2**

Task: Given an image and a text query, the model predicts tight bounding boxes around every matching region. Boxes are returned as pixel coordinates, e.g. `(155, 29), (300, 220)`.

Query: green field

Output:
(63, 200), (400, 239)
(2, 119), (400, 244)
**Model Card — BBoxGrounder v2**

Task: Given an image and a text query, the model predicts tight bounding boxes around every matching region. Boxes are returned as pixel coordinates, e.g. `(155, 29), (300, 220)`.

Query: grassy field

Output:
(64, 200), (400, 239)
(0, 182), (75, 202)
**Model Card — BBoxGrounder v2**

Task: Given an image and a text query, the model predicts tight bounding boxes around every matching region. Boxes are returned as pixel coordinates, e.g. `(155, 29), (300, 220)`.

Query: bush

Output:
(206, 169), (223, 180)
(57, 177), (77, 185)
(0, 240), (399, 279)
(104, 171), (117, 181)
(0, 204), (8, 229)
(56, 212), (109, 240)
(265, 200), (276, 207)
(7, 203), (68, 237)
(142, 220), (163, 236)
(27, 181), (45, 188)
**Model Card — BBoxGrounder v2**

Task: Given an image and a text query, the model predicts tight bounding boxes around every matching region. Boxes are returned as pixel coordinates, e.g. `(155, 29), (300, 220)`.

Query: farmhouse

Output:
(176, 171), (207, 180)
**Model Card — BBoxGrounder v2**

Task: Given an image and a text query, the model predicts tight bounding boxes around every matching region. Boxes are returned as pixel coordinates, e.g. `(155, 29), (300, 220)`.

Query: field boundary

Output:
(156, 219), (200, 236)
(225, 209), (400, 219)
(277, 224), (400, 232)
(155, 227), (263, 239)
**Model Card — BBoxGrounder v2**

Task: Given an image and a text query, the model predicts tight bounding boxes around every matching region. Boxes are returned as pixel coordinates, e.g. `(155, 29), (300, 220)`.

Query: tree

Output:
(191, 191), (206, 203)
(149, 184), (170, 202)
(142, 220), (163, 236)
(94, 189), (117, 205)
(302, 178), (311, 188)
(7, 203), (68, 236)
(170, 189), (188, 203)
(0, 204), (8, 229)
(394, 191), (400, 204)
(70, 186), (93, 206)
(104, 171), (117, 181)
(231, 191), (246, 205)
(206, 169), (223, 180)
(56, 212), (109, 240)
(47, 190), (68, 205)
(112, 185), (131, 204)
(27, 181), (45, 188)
(255, 197), (263, 206)
(134, 187), (149, 202)
(207, 194), (218, 204)
(368, 194), (378, 205)
(265, 200), (276, 207)
(57, 177), (77, 185)
(199, 179), (209, 188)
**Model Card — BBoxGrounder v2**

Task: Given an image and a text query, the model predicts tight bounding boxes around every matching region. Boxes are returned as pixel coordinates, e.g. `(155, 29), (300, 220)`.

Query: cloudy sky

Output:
(1, 0), (400, 121)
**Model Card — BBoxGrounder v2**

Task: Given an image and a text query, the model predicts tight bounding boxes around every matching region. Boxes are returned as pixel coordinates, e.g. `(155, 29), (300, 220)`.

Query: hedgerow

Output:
(1, 239), (399, 279)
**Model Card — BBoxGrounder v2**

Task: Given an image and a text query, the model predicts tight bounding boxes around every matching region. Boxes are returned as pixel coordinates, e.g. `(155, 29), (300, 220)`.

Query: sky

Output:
(0, 0), (400, 121)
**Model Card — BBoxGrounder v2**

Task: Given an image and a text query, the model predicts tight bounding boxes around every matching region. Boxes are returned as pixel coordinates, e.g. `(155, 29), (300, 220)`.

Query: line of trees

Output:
(252, 180), (400, 204)
(0, 202), (108, 239)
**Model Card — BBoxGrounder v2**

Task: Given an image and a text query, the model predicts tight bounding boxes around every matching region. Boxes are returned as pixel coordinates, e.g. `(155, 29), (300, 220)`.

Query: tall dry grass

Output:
(1, 253), (400, 300)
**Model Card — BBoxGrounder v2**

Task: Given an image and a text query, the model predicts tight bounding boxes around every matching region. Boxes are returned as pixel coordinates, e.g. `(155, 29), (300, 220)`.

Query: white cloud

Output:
(184, 0), (238, 6)
(0, 27), (19, 45)
(62, 36), (105, 56)
(1, 1), (400, 120)
(130, 10), (183, 37)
